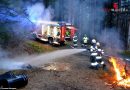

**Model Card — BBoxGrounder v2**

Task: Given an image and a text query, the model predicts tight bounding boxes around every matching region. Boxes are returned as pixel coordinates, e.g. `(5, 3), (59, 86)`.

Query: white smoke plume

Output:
(24, 49), (86, 66)
(0, 49), (86, 70)
(0, 60), (24, 70)
(99, 28), (123, 55)
(0, 1), (54, 70)
(26, 3), (53, 24)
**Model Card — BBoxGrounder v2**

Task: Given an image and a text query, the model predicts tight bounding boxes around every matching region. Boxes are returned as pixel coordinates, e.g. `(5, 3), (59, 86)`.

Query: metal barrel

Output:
(0, 72), (15, 81)
(0, 73), (28, 88)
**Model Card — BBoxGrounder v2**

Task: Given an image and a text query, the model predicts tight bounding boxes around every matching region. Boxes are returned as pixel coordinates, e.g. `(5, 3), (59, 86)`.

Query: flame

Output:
(109, 57), (130, 87)
(109, 57), (122, 81)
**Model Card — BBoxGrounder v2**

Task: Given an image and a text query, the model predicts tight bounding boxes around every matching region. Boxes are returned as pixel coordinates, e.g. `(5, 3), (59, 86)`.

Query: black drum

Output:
(0, 72), (28, 89)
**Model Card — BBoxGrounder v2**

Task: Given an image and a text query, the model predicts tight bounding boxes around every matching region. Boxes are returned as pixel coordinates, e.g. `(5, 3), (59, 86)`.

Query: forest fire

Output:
(109, 57), (130, 87)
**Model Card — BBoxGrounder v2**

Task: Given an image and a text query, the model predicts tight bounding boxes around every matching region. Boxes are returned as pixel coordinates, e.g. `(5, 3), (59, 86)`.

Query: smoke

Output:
(99, 28), (123, 55)
(0, 1), (54, 70)
(0, 49), (10, 58)
(25, 49), (86, 66)
(0, 48), (25, 70)
(0, 60), (24, 70)
(26, 3), (53, 24)
(26, 2), (54, 34)
(0, 1), (54, 49)
(0, 49), (86, 70)
(0, 1), (53, 36)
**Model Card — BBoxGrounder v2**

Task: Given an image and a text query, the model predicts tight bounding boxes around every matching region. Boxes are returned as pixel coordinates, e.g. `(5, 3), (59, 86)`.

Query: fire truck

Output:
(33, 21), (77, 45)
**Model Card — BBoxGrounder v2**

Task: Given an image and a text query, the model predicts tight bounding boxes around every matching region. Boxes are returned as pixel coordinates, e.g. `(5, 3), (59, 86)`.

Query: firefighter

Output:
(89, 40), (99, 69)
(66, 30), (70, 37)
(91, 39), (97, 46)
(90, 49), (99, 70)
(96, 42), (100, 48)
(73, 35), (78, 47)
(95, 56), (105, 69)
(90, 39), (106, 69)
(82, 34), (89, 47)
(88, 40), (97, 52)
(96, 49), (106, 69)
(94, 46), (106, 69)
(97, 48), (104, 55)
(90, 46), (106, 70)
(96, 41), (104, 55)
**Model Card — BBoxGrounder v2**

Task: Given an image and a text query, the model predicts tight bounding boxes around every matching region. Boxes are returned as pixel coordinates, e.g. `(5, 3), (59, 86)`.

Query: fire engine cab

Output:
(33, 21), (77, 45)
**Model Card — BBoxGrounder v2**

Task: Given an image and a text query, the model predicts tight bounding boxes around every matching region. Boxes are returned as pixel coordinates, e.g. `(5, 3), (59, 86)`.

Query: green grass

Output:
(27, 42), (44, 53)
(25, 41), (57, 54)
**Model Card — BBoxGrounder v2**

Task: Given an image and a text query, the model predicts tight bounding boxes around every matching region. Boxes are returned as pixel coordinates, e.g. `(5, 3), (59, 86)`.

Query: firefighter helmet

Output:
(96, 42), (100, 46)
(92, 39), (96, 44)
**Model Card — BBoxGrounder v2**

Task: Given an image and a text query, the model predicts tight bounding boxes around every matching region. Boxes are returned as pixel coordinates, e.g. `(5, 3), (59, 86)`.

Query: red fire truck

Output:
(33, 21), (77, 45)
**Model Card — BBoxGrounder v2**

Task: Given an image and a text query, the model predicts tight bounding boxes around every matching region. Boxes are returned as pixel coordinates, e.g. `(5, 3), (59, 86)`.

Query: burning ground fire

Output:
(109, 57), (130, 87)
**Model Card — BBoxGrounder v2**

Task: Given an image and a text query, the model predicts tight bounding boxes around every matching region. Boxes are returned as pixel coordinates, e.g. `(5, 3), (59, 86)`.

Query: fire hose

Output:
(0, 71), (28, 89)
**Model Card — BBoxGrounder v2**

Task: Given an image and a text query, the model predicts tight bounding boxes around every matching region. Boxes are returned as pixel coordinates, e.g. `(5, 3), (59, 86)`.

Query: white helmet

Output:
(96, 42), (100, 46)
(92, 39), (96, 44)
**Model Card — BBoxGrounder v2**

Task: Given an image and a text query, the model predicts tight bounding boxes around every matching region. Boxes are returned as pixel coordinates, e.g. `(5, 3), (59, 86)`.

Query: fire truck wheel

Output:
(48, 38), (53, 45)
(60, 42), (65, 46)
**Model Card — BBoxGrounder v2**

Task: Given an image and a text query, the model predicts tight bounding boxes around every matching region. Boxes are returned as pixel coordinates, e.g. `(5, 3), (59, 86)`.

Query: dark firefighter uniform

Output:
(96, 48), (106, 69)
(73, 35), (78, 47)
(89, 45), (99, 69)
(89, 41), (106, 70)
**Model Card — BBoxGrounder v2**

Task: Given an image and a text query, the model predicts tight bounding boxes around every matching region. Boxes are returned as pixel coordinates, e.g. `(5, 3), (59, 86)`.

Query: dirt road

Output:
(19, 50), (115, 90)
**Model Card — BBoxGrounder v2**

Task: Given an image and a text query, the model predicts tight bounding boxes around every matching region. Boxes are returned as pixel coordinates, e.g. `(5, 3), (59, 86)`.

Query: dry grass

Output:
(24, 40), (57, 54)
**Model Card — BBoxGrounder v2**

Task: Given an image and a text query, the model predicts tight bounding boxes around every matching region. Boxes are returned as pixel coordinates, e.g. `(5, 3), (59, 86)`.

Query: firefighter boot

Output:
(102, 64), (107, 70)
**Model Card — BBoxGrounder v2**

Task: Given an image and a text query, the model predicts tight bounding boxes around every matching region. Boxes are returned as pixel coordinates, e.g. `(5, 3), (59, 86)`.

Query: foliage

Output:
(25, 41), (55, 54)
